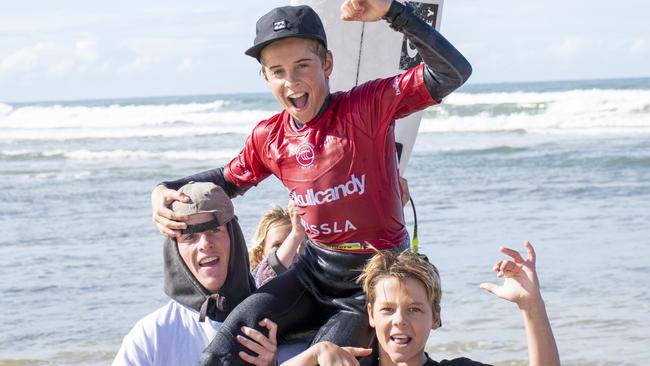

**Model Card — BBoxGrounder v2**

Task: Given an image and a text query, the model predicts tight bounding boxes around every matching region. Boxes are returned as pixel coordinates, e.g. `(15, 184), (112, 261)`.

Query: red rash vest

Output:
(225, 64), (438, 252)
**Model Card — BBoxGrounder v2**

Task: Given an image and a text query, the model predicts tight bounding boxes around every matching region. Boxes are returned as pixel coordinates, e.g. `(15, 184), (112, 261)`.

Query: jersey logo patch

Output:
(296, 143), (315, 167)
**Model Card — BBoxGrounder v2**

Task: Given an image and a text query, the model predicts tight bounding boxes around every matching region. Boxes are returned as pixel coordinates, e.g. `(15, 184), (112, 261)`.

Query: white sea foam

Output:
(1, 148), (239, 161)
(421, 89), (650, 134)
(0, 102), (13, 117)
(446, 89), (650, 106)
(1, 89), (649, 141)
(0, 99), (272, 129)
(0, 125), (255, 141)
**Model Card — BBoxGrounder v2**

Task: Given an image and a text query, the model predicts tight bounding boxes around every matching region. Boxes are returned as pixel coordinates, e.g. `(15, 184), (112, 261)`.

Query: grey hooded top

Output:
(163, 216), (255, 322)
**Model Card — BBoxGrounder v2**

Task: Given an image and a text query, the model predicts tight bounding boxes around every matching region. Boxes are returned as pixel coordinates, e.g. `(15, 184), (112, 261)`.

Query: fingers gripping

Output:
(340, 0), (364, 20)
(236, 324), (277, 366)
(259, 318), (278, 346)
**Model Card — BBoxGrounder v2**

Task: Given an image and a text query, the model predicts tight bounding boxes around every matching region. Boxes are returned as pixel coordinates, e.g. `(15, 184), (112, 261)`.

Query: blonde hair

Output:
(249, 205), (291, 269)
(359, 250), (442, 314)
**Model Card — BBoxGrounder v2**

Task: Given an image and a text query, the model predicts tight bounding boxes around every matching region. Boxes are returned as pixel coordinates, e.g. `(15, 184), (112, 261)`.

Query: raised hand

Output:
(236, 318), (278, 366)
(480, 240), (542, 308)
(480, 241), (561, 366)
(340, 0), (392, 22)
(151, 185), (190, 237)
(287, 199), (305, 236)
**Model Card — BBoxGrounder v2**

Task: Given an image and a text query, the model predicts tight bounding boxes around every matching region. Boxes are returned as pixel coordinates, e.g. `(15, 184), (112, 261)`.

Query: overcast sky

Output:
(1, 0), (648, 102)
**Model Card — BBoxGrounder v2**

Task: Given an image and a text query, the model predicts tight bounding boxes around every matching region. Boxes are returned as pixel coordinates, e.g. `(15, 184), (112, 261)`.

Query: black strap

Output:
(181, 218), (220, 235)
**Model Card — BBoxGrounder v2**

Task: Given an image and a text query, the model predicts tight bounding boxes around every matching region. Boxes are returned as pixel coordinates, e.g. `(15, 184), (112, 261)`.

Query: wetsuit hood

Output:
(163, 216), (255, 322)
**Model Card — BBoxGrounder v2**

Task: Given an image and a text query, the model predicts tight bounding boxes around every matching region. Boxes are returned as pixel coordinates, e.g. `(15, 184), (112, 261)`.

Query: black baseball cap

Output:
(245, 5), (327, 61)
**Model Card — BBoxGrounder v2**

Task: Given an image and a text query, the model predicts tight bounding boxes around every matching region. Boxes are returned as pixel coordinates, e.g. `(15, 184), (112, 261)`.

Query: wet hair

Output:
(359, 250), (442, 314)
(249, 205), (291, 269)
(259, 38), (329, 75)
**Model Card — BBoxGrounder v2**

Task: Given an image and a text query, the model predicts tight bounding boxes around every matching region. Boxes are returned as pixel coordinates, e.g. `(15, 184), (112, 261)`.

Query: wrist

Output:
(290, 228), (305, 237)
(383, 1), (411, 31)
(308, 342), (326, 364)
(517, 293), (545, 314)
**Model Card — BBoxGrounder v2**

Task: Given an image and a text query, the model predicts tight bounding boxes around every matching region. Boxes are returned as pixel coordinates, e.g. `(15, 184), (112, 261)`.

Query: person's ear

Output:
(431, 311), (442, 330)
(323, 50), (333, 77)
(367, 303), (376, 328)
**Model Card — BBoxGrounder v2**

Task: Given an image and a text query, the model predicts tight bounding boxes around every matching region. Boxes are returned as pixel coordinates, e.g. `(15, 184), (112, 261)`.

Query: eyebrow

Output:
(376, 301), (395, 306)
(294, 58), (313, 63)
(268, 58), (314, 70)
(409, 301), (426, 306)
(375, 300), (426, 306)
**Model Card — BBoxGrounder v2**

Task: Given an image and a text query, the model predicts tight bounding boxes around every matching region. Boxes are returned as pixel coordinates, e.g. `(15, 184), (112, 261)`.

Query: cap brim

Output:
(245, 34), (326, 61)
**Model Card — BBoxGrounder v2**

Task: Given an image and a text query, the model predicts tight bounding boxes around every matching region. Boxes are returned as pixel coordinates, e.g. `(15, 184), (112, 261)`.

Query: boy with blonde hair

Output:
(284, 241), (560, 366)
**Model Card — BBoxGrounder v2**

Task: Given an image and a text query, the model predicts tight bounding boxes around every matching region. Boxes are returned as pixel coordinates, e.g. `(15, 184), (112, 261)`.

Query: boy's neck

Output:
(377, 349), (428, 366)
(292, 94), (332, 128)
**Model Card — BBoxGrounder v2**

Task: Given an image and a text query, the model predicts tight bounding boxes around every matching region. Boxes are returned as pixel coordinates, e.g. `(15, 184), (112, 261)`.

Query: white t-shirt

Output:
(113, 300), (307, 366)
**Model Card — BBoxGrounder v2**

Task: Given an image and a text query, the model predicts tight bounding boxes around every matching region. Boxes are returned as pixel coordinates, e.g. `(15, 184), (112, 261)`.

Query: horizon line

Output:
(4, 74), (650, 106)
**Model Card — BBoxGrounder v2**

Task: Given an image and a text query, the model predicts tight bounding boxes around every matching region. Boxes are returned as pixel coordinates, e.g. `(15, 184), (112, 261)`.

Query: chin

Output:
(385, 348), (420, 364)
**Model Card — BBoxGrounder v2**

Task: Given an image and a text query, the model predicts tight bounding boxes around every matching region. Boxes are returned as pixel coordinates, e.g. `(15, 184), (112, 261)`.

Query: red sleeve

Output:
(348, 64), (438, 137)
(224, 124), (272, 189)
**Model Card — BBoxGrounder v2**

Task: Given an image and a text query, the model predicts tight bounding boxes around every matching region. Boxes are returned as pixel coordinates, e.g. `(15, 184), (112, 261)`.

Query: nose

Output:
(284, 70), (300, 88)
(198, 232), (216, 250)
(392, 308), (407, 326)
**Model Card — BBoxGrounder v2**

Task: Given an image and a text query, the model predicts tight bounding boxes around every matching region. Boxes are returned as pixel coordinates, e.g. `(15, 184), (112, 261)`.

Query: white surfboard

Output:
(290, 0), (444, 172)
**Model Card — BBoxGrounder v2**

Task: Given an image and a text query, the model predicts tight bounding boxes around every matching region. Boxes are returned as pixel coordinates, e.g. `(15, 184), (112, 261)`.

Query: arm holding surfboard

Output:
(341, 0), (472, 101)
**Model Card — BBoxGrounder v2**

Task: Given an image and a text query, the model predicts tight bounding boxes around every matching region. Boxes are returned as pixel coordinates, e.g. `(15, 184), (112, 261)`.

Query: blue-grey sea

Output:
(1, 78), (649, 365)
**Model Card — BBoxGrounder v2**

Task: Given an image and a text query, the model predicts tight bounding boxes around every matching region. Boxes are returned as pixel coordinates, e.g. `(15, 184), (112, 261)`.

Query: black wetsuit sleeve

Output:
(159, 167), (247, 198)
(267, 250), (289, 276)
(383, 1), (472, 100)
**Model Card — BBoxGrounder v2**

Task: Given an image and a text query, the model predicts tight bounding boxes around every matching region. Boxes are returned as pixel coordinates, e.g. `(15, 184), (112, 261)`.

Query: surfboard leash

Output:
(409, 196), (430, 262)
(409, 196), (419, 254)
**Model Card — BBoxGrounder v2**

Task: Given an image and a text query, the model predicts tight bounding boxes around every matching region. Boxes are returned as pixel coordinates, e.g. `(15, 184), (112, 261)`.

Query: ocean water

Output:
(1, 78), (649, 365)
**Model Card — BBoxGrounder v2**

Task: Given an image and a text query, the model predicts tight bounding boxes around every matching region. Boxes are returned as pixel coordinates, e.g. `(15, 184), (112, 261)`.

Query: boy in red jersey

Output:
(151, 1), (471, 364)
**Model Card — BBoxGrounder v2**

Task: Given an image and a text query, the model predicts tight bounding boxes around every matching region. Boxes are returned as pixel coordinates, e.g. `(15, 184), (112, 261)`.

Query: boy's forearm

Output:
(520, 297), (561, 366)
(275, 231), (304, 269)
(159, 167), (246, 198)
(383, 0), (472, 100)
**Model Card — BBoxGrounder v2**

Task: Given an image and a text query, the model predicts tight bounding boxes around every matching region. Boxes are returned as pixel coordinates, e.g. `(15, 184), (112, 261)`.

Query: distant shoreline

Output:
(4, 75), (650, 106)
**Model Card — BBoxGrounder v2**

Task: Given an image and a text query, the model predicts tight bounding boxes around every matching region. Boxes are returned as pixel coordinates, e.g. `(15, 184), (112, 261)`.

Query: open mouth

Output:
(390, 334), (412, 345)
(199, 256), (220, 267)
(288, 92), (309, 109)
